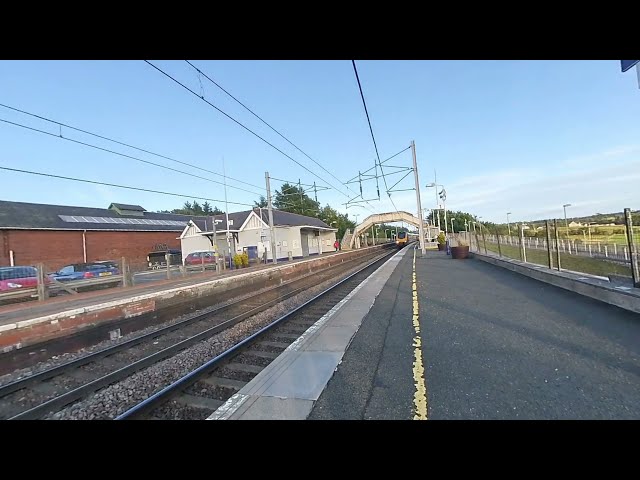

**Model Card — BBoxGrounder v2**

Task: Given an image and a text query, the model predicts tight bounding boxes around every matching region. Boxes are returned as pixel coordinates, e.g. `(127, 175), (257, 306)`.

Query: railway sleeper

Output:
(201, 376), (247, 391)
(173, 393), (224, 411)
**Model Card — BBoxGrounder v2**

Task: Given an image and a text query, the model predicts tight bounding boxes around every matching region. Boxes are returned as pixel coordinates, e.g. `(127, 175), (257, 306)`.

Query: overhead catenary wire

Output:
(181, 61), (378, 215)
(184, 60), (368, 203)
(0, 165), (255, 207)
(0, 117), (263, 198)
(346, 146), (411, 183)
(351, 60), (403, 219)
(269, 176), (329, 190)
(185, 62), (379, 218)
(0, 102), (263, 192)
(351, 60), (383, 177)
(145, 61), (339, 192)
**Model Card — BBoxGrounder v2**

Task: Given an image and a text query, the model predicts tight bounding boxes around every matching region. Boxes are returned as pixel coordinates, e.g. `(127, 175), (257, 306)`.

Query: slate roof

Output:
(0, 201), (332, 232)
(0, 200), (199, 232)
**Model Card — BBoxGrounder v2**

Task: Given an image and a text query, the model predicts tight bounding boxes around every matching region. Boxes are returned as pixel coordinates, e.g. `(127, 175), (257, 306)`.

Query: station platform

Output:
(211, 246), (640, 420)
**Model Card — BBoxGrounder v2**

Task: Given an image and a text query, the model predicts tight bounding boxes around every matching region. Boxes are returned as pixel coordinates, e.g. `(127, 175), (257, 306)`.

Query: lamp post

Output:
(450, 217), (455, 233)
(426, 182), (446, 233)
(562, 204), (571, 239)
(422, 208), (431, 227)
(507, 212), (512, 238)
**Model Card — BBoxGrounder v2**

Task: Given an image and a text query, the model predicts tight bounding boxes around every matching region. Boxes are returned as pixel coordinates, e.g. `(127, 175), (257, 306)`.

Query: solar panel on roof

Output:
(57, 214), (187, 227)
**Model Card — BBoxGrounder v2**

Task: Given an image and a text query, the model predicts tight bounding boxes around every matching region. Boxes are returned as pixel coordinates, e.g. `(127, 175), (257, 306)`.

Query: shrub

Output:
(437, 232), (446, 245)
(233, 254), (243, 268)
(241, 253), (249, 267)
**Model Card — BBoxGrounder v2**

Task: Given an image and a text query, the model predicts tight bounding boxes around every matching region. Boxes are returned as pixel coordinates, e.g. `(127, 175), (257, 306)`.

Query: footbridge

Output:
(348, 211), (440, 249)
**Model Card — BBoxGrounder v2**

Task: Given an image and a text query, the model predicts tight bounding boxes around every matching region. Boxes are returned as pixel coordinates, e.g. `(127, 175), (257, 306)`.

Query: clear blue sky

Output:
(0, 60), (638, 224)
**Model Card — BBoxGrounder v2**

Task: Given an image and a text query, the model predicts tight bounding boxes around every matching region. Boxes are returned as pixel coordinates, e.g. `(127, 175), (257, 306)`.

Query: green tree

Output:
(273, 183), (320, 216)
(318, 205), (356, 241)
(170, 200), (222, 216)
(254, 196), (268, 208)
(429, 210), (479, 233)
(192, 201), (203, 215)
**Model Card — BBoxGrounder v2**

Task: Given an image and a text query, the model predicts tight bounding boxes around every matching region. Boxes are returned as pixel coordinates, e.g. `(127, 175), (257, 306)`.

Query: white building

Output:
(179, 208), (338, 262)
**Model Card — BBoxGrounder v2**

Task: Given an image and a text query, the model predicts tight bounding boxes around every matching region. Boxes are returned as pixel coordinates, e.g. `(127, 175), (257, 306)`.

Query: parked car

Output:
(184, 251), (216, 266)
(93, 260), (119, 270)
(48, 262), (120, 282)
(0, 266), (40, 292)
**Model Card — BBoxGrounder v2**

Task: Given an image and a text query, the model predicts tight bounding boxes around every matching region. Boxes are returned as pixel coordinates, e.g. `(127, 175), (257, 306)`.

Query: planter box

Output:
(451, 246), (469, 259)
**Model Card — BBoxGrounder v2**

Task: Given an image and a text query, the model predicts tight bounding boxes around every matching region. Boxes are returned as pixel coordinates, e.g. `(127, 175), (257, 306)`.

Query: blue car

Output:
(49, 262), (120, 282)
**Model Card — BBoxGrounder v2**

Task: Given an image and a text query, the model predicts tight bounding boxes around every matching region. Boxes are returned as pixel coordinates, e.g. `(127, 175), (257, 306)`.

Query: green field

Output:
(480, 242), (632, 278)
(543, 226), (640, 247)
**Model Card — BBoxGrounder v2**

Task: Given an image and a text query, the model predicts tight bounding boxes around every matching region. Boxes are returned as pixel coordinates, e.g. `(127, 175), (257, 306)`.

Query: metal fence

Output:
(0, 253), (230, 307)
(0, 244), (334, 307)
(461, 207), (640, 287)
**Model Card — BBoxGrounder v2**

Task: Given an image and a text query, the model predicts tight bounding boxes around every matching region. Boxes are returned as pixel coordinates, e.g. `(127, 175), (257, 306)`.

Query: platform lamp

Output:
(562, 204), (572, 239)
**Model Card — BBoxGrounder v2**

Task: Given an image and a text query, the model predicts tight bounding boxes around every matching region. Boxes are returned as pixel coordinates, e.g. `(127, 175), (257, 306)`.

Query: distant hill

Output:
(526, 210), (640, 228)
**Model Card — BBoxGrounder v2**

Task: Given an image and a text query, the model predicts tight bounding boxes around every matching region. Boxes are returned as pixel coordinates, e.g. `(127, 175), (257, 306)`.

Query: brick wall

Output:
(0, 230), (181, 272)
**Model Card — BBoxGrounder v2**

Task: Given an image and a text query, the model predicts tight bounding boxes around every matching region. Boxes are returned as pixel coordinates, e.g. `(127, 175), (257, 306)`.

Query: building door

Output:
(301, 233), (309, 257)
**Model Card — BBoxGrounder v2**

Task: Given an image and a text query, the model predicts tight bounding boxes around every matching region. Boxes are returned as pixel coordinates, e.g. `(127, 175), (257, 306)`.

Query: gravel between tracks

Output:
(44, 254), (384, 419)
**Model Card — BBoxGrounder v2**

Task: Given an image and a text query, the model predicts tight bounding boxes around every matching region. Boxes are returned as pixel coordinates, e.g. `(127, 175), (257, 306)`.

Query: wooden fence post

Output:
(37, 263), (48, 301)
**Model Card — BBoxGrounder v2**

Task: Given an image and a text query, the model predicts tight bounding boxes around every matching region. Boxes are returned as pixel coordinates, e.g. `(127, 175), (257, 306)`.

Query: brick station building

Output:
(0, 200), (209, 271)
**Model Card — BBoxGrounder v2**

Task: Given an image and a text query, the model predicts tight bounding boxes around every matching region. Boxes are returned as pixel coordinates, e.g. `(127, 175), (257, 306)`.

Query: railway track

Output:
(0, 246), (393, 420)
(116, 245), (401, 420)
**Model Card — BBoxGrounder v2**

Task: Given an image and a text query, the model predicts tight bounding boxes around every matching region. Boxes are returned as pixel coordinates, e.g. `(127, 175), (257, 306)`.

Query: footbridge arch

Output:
(348, 211), (439, 249)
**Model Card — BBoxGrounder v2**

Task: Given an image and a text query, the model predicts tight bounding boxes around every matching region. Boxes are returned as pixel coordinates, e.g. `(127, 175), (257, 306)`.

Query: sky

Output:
(0, 60), (638, 225)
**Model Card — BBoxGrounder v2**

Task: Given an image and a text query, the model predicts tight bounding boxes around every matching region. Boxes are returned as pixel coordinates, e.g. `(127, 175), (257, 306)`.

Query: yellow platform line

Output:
(412, 246), (428, 420)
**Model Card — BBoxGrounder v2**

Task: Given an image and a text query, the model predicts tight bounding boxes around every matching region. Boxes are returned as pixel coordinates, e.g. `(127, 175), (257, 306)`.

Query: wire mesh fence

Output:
(461, 208), (639, 285)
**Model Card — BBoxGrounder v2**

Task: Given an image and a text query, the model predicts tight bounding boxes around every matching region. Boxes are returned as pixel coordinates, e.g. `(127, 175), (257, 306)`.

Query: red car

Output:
(184, 251), (216, 266)
(0, 266), (41, 292)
